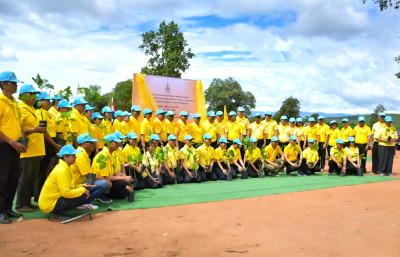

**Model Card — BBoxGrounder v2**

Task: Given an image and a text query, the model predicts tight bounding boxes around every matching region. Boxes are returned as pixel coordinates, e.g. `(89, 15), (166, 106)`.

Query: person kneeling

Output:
(345, 137), (360, 175)
(244, 137), (264, 178)
(302, 139), (321, 175)
(328, 138), (347, 176)
(284, 136), (306, 176)
(162, 135), (180, 184)
(213, 137), (232, 180)
(179, 135), (200, 183)
(227, 138), (246, 179)
(141, 141), (163, 188)
(197, 133), (217, 181)
(264, 137), (284, 176)
(123, 132), (146, 190)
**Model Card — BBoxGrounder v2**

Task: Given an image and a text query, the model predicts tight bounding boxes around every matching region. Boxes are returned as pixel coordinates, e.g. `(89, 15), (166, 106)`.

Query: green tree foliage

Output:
(92, 92), (113, 111)
(369, 104), (386, 128)
(77, 85), (102, 105)
(113, 79), (133, 111)
(273, 97), (301, 122)
(305, 113), (319, 121)
(32, 74), (54, 92)
(139, 21), (195, 78)
(58, 86), (73, 101)
(204, 77), (256, 116)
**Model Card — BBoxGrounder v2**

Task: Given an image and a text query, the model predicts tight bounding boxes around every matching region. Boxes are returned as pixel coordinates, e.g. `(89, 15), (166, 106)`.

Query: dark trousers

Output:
(318, 143), (327, 169)
(356, 143), (368, 173)
(214, 163), (236, 180)
(86, 180), (108, 204)
(304, 162), (321, 175)
(105, 180), (128, 199)
(197, 166), (209, 182)
(175, 171), (192, 183)
(124, 167), (146, 190)
(378, 146), (395, 175)
(34, 141), (55, 202)
(144, 176), (158, 189)
(191, 169), (203, 183)
(229, 165), (239, 179)
(300, 141), (305, 150)
(52, 194), (87, 215)
(285, 158), (308, 175)
(0, 143), (21, 211)
(372, 142), (380, 172)
(247, 160), (262, 178)
(257, 139), (264, 149)
(200, 166), (217, 181)
(161, 167), (176, 185)
(328, 160), (342, 174)
(16, 157), (41, 209)
(346, 161), (358, 175)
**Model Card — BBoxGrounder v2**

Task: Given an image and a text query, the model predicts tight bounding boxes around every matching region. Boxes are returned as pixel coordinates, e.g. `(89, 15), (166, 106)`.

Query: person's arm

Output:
(303, 135), (308, 149)
(247, 128), (252, 138)
(323, 135), (329, 149)
(239, 158), (245, 168)
(342, 158), (347, 171)
(0, 131), (26, 153)
(298, 152), (303, 166)
(180, 159), (193, 178)
(331, 153), (341, 168)
(346, 154), (356, 166)
(274, 128), (278, 137)
(24, 125), (46, 136)
(316, 135), (320, 145)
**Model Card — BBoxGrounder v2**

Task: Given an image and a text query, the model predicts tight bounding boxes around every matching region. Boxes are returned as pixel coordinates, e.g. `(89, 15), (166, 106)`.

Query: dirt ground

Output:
(1, 155), (400, 257)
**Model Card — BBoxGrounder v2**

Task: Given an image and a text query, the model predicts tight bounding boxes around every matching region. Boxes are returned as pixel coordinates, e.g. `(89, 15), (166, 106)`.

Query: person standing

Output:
(83, 104), (96, 134)
(237, 107), (250, 138)
(189, 113), (203, 148)
(174, 111), (189, 149)
(262, 111), (278, 147)
(129, 105), (141, 138)
(303, 117), (318, 149)
(327, 120), (341, 156)
(375, 116), (398, 176)
(0, 71), (27, 224)
(70, 97), (90, 144)
(54, 100), (74, 145)
(316, 116), (329, 171)
(354, 116), (372, 173)
(112, 110), (124, 133)
(164, 111), (175, 137)
(341, 118), (354, 147)
(48, 94), (63, 120)
(277, 115), (290, 149)
(201, 111), (220, 149)
(371, 112), (386, 174)
(296, 118), (305, 149)
(101, 106), (114, 135)
(248, 114), (265, 149)
(225, 111), (243, 144)
(153, 109), (168, 147)
(140, 108), (154, 150)
(215, 111), (226, 140)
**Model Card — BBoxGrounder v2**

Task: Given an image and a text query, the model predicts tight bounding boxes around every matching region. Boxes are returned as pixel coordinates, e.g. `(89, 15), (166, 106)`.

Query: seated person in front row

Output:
(161, 135), (179, 185)
(345, 137), (360, 175)
(227, 138), (246, 179)
(328, 138), (347, 176)
(39, 145), (90, 221)
(141, 141), (163, 188)
(197, 133), (217, 181)
(122, 132), (145, 190)
(264, 136), (284, 176)
(92, 134), (133, 200)
(302, 139), (321, 175)
(244, 136), (264, 178)
(213, 137), (232, 180)
(179, 135), (201, 183)
(284, 135), (307, 176)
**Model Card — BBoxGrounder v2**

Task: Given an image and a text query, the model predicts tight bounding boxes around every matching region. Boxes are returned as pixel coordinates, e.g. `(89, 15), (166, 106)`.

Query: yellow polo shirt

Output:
(55, 113), (73, 145)
(175, 119), (189, 143)
(302, 147), (319, 163)
(70, 108), (88, 137)
(245, 147), (261, 163)
(376, 125), (398, 147)
(164, 144), (179, 169)
(85, 116), (93, 134)
(372, 121), (386, 139)
(19, 101), (45, 158)
(284, 144), (302, 162)
(289, 126), (301, 137)
(214, 146), (228, 163)
(345, 146), (359, 162)
(262, 119), (278, 139)
(153, 117), (168, 142)
(92, 124), (106, 149)
(129, 116), (141, 136)
(265, 144), (283, 162)
(179, 145), (198, 169)
(112, 147), (124, 172)
(303, 125), (318, 141)
(0, 93), (22, 141)
(277, 123), (290, 143)
(341, 126), (354, 143)
(227, 145), (241, 164)
(141, 151), (159, 177)
(237, 115), (250, 132)
(113, 119), (122, 133)
(92, 147), (117, 177)
(70, 146), (91, 185)
(37, 108), (56, 138)
(121, 121), (130, 136)
(122, 144), (141, 164)
(164, 119), (174, 135)
(189, 122), (203, 144)
(328, 128), (341, 146)
(330, 146), (347, 163)
(101, 119), (114, 135)
(197, 144), (214, 166)
(48, 106), (58, 121)
(354, 125), (371, 144)
(140, 118), (153, 142)
(249, 122), (265, 140)
(297, 126), (305, 141)
(201, 120), (220, 143)
(216, 119), (226, 137)
(225, 120), (243, 141)
(316, 123), (330, 143)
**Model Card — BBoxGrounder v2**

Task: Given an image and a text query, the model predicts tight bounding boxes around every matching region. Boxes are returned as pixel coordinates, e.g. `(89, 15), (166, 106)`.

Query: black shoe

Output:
(96, 196), (113, 204)
(50, 214), (70, 221)
(0, 211), (11, 224)
(6, 210), (23, 218)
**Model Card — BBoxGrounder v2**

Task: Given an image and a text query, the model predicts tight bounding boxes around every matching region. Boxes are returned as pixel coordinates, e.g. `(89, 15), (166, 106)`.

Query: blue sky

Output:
(0, 0), (399, 113)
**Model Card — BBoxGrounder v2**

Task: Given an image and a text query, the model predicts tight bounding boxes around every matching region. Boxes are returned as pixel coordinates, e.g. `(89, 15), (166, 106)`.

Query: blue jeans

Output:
(85, 179), (108, 204)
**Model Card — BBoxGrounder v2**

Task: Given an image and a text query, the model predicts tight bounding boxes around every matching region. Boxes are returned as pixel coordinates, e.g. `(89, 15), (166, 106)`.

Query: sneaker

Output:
(380, 173), (385, 176)
(76, 204), (98, 210)
(388, 174), (393, 176)
(96, 196), (112, 203)
(370, 172), (376, 175)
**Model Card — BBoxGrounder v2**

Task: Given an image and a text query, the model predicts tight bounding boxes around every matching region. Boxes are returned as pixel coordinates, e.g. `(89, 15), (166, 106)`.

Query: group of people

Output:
(0, 71), (398, 224)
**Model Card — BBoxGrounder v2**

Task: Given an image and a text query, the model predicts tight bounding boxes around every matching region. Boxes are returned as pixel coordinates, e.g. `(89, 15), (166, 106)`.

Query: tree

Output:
(139, 21), (195, 78)
(32, 74), (54, 92)
(369, 104), (386, 127)
(76, 85), (102, 105)
(305, 113), (319, 121)
(204, 77), (256, 116)
(273, 97), (301, 122)
(113, 79), (133, 111)
(58, 86), (73, 101)
(92, 92), (113, 111)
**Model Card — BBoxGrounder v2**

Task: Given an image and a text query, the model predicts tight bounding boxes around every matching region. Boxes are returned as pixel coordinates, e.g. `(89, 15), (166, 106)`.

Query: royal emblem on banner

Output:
(164, 82), (171, 94)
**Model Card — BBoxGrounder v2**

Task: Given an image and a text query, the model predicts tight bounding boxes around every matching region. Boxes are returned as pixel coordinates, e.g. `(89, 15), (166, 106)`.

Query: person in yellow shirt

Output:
(179, 135), (200, 183)
(174, 111), (190, 149)
(277, 115), (290, 149)
(83, 104), (96, 133)
(244, 137), (264, 178)
(0, 71), (27, 223)
(201, 111), (220, 148)
(129, 105), (141, 141)
(327, 120), (341, 156)
(153, 109), (168, 147)
(328, 138), (347, 176)
(303, 117), (318, 149)
(288, 118), (301, 138)
(284, 136), (306, 176)
(101, 106), (114, 136)
(91, 112), (106, 151)
(341, 118), (354, 147)
(227, 138), (245, 179)
(371, 112), (386, 174)
(345, 137), (360, 175)
(354, 116), (372, 173)
(225, 111), (243, 143)
(164, 111), (175, 136)
(189, 113), (203, 148)
(214, 137), (231, 180)
(140, 108), (154, 150)
(123, 132), (145, 190)
(121, 111), (131, 136)
(48, 94), (63, 121)
(162, 134), (180, 183)
(70, 97), (90, 145)
(375, 116), (398, 176)
(38, 145), (89, 221)
(16, 84), (46, 213)
(237, 107), (250, 136)
(264, 137), (284, 176)
(316, 116), (329, 171)
(248, 114), (265, 148)
(302, 139), (321, 175)
(112, 131), (128, 174)
(113, 110), (124, 133)
(55, 100), (74, 146)
(296, 118), (305, 148)
(197, 133), (217, 181)
(141, 141), (163, 188)
(215, 111), (226, 139)
(262, 111), (278, 146)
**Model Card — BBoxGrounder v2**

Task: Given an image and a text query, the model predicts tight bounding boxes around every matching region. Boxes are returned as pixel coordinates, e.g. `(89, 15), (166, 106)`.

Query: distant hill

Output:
(251, 111), (359, 118)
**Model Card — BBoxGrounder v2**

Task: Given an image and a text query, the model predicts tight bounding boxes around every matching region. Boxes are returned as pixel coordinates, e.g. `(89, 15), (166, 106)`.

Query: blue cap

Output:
(113, 131), (126, 139)
(280, 115), (288, 120)
(330, 120), (337, 125)
(0, 71), (23, 83)
(180, 111), (188, 116)
(102, 106), (113, 113)
(308, 117), (316, 122)
(58, 99), (73, 109)
(150, 134), (161, 141)
(207, 111), (216, 117)
(336, 138), (345, 144)
(166, 111), (175, 116)
(203, 133), (212, 140)
(265, 111), (272, 115)
(228, 111), (237, 116)
(233, 138), (242, 145)
(249, 136), (258, 143)
(143, 108), (153, 115)
(219, 137), (229, 144)
(216, 111), (223, 116)
(126, 132), (138, 139)
(123, 111), (132, 116)
(156, 109), (166, 116)
(237, 107), (245, 112)
(296, 118), (303, 122)
(379, 112), (386, 117)
(193, 113), (201, 118)
(59, 145), (82, 158)
(77, 133), (98, 144)
(85, 104), (96, 112)
(53, 94), (63, 100)
(271, 136), (279, 142)
(92, 112), (104, 120)
(385, 116), (393, 122)
(19, 84), (39, 95)
(131, 105), (141, 112)
(348, 137), (355, 142)
(104, 134), (122, 143)
(318, 116), (324, 120)
(289, 118), (296, 122)
(342, 118), (349, 123)
(308, 138), (315, 143)
(289, 135), (297, 141)
(114, 110), (123, 117)
(254, 113), (261, 117)
(168, 134), (177, 140)
(358, 116), (365, 122)
(37, 91), (53, 100)
(184, 135), (194, 141)
(73, 97), (88, 106)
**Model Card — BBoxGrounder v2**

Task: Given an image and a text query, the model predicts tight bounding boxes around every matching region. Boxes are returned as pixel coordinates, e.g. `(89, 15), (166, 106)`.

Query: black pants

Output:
(125, 167), (145, 190)
(285, 158), (307, 175)
(247, 160), (262, 178)
(0, 143), (21, 211)
(378, 145), (395, 175)
(300, 140), (305, 150)
(346, 161), (358, 175)
(197, 166), (208, 182)
(257, 139), (264, 149)
(52, 194), (87, 215)
(318, 143), (327, 169)
(161, 167), (175, 185)
(304, 162), (321, 175)
(16, 157), (41, 209)
(199, 166), (217, 181)
(356, 143), (368, 173)
(105, 180), (128, 199)
(328, 160), (343, 174)
(372, 142), (380, 172)
(176, 171), (192, 183)
(229, 165), (239, 179)
(34, 141), (55, 202)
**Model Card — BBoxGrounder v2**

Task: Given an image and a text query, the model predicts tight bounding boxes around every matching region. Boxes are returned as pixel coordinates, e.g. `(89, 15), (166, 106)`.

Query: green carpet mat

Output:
(19, 173), (396, 220)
